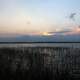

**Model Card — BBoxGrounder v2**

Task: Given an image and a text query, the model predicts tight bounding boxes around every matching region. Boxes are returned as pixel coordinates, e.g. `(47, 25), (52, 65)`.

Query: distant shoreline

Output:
(0, 42), (80, 44)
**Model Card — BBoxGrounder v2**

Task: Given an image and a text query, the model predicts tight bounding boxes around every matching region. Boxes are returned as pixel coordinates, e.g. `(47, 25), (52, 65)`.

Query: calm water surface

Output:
(0, 43), (80, 48)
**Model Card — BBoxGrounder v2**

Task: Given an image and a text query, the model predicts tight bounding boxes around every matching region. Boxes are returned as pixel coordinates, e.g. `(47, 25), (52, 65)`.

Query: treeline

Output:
(0, 47), (80, 80)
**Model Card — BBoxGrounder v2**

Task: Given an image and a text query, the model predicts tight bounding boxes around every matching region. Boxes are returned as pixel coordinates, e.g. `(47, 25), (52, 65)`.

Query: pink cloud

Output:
(64, 27), (80, 35)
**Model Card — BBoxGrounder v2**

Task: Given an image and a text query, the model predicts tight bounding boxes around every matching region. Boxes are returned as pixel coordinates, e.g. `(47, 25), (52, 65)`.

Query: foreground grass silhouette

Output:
(0, 47), (80, 80)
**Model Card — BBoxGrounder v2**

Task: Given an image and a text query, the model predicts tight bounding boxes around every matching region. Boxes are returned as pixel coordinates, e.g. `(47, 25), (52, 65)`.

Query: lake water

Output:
(0, 43), (80, 48)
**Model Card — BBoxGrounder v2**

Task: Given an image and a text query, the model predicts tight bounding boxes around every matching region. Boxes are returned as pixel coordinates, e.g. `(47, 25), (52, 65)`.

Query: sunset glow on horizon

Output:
(0, 0), (80, 37)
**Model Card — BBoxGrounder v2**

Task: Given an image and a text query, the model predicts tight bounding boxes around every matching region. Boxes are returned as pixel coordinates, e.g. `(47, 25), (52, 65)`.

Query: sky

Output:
(0, 0), (80, 36)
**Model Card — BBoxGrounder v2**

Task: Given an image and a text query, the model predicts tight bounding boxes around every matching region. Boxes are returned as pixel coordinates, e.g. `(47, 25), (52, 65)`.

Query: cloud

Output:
(48, 26), (80, 36)
(69, 13), (76, 21)
(63, 26), (80, 35)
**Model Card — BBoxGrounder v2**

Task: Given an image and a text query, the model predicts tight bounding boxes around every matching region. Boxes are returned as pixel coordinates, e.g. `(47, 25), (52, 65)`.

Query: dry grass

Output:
(0, 47), (80, 80)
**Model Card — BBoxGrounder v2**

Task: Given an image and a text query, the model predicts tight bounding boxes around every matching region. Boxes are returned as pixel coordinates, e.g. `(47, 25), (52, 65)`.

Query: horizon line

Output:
(0, 42), (80, 44)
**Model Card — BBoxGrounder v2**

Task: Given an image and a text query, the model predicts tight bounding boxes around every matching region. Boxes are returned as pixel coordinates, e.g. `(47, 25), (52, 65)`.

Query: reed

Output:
(0, 47), (80, 80)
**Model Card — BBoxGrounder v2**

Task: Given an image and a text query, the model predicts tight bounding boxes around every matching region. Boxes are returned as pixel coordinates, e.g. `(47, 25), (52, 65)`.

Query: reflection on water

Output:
(0, 43), (80, 48)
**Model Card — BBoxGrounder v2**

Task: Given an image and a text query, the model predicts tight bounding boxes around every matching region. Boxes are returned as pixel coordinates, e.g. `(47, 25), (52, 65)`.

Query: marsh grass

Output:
(0, 47), (80, 80)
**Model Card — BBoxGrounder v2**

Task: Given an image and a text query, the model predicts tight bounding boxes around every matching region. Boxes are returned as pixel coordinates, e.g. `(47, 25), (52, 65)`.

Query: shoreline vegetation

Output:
(0, 47), (80, 80)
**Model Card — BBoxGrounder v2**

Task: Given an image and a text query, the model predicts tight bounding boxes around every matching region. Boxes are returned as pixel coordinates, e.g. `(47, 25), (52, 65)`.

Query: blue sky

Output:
(0, 0), (80, 36)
